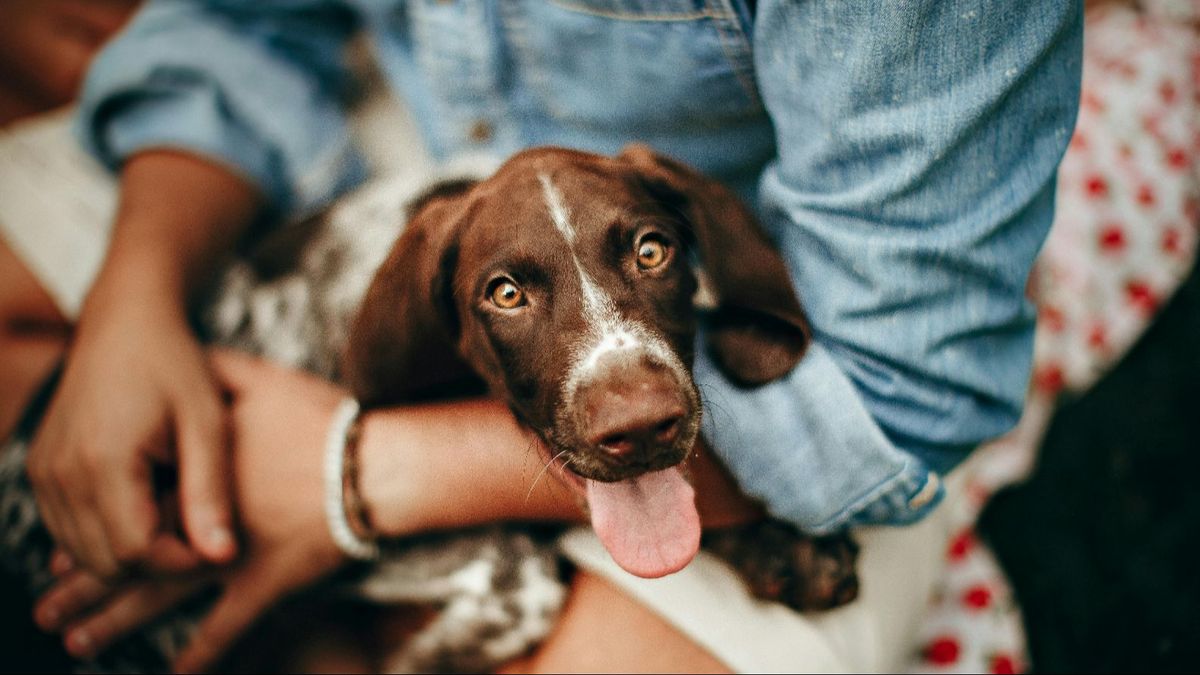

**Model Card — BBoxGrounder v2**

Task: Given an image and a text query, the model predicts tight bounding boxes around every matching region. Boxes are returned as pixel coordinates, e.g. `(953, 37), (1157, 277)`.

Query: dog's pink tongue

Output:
(586, 467), (700, 578)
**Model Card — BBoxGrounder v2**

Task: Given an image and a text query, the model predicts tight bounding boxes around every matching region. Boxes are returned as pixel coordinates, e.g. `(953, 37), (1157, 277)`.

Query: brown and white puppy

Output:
(345, 144), (854, 598)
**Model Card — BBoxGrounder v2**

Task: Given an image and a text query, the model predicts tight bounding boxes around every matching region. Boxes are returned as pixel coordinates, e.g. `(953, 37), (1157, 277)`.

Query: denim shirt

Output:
(77, 0), (1082, 534)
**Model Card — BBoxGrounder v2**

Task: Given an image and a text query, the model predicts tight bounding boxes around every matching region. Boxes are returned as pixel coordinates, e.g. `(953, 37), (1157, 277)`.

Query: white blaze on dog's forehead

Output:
(537, 172), (687, 388)
(538, 173), (576, 244)
(538, 172), (625, 329)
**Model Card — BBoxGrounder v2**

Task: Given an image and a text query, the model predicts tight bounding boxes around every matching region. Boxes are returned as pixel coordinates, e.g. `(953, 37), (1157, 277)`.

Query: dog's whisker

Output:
(553, 456), (580, 501)
(518, 435), (542, 480)
(525, 448), (572, 503)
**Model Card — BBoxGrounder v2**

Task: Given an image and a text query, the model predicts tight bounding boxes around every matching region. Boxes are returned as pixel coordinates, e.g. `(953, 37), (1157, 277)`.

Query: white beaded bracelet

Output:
(324, 397), (380, 561)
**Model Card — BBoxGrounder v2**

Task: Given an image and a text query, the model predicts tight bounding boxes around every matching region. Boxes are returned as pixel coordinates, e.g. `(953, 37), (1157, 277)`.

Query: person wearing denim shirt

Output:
(74, 0), (1082, 536)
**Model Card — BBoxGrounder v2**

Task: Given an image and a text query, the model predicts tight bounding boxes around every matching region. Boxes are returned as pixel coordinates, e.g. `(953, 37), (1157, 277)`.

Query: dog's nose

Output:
(577, 356), (689, 462)
(590, 408), (686, 459)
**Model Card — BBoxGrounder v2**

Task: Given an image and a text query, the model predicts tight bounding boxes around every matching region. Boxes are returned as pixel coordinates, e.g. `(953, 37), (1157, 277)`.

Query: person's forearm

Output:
(358, 399), (580, 536)
(358, 399), (762, 538)
(83, 150), (263, 319)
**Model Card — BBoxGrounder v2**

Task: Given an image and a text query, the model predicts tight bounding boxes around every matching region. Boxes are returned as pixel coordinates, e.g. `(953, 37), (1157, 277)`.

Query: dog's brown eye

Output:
(636, 236), (670, 270)
(490, 280), (525, 309)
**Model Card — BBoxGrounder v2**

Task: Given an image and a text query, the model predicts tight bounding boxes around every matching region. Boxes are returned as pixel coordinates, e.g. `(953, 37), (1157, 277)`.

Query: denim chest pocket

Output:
(500, 0), (761, 133)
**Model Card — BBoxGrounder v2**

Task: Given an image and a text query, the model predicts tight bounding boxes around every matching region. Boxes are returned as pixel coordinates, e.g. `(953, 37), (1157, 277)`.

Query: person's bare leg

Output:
(0, 235), (69, 438)
(498, 571), (731, 674)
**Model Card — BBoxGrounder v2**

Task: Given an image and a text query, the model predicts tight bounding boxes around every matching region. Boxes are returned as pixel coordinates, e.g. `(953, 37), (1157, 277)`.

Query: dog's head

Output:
(345, 145), (809, 576)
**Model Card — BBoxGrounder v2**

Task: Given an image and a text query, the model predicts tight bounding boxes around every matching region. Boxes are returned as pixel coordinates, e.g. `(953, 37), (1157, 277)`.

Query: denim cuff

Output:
(695, 339), (945, 535)
(844, 463), (944, 529)
(77, 84), (289, 211)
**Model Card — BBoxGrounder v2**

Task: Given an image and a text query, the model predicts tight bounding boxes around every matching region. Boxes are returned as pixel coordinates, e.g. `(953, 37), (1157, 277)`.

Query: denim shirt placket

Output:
(399, 1), (519, 161)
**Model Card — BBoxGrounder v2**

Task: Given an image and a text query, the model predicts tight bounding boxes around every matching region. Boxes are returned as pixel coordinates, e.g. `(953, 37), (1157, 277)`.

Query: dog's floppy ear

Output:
(343, 179), (478, 406)
(619, 143), (810, 387)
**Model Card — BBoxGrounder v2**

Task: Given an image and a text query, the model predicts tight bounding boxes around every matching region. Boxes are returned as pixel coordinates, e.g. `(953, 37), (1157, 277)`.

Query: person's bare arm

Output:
(28, 150), (263, 578)
(99, 151), (262, 301)
(361, 399), (761, 537)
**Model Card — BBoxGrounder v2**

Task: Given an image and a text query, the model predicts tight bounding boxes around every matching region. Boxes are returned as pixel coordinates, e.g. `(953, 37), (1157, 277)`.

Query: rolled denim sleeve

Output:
(76, 0), (364, 216)
(697, 0), (1082, 533)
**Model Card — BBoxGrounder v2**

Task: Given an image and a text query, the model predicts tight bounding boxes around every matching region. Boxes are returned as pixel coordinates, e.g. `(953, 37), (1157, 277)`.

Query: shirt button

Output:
(907, 471), (941, 510)
(468, 119), (494, 144)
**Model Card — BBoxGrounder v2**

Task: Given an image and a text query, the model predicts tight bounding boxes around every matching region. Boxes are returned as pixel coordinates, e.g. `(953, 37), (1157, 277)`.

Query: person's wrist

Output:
(324, 398), (379, 560)
(98, 232), (192, 296)
(76, 288), (187, 348)
(78, 249), (193, 333)
(357, 409), (423, 539)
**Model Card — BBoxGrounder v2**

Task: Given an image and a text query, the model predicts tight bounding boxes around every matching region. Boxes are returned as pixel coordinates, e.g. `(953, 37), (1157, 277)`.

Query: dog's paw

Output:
(702, 520), (859, 612)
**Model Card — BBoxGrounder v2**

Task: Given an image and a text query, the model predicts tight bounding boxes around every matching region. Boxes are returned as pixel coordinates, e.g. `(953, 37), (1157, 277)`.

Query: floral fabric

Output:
(910, 3), (1199, 671)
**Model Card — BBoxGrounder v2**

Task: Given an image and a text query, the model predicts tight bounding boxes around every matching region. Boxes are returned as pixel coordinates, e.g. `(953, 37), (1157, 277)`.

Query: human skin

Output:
(0, 239), (70, 438)
(0, 1), (139, 125)
(26, 151), (262, 579)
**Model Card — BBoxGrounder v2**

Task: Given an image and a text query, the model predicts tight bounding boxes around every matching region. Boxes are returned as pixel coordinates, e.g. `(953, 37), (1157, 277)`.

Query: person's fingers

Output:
(33, 570), (111, 632)
(174, 565), (281, 674)
(62, 577), (209, 661)
(175, 389), (237, 564)
(29, 475), (77, 570)
(65, 498), (121, 579)
(94, 449), (160, 570)
(27, 431), (82, 569)
(49, 548), (75, 577)
(44, 445), (120, 577)
(30, 394), (149, 578)
(142, 533), (206, 574)
(133, 487), (205, 574)
(206, 348), (265, 397)
(38, 542), (200, 634)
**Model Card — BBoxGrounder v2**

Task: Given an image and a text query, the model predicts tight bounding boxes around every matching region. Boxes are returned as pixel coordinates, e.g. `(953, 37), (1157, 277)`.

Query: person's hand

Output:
(27, 149), (263, 581)
(169, 349), (348, 672)
(35, 349), (351, 671)
(27, 291), (235, 579)
(0, 1), (138, 116)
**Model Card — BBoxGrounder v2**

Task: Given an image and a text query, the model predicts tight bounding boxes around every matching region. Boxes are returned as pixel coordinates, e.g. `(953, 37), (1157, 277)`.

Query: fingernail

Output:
(66, 629), (94, 657)
(209, 528), (235, 556)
